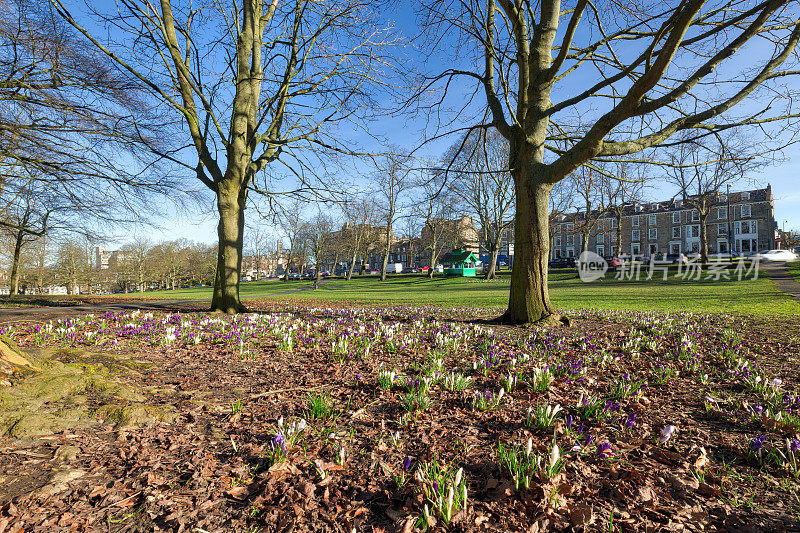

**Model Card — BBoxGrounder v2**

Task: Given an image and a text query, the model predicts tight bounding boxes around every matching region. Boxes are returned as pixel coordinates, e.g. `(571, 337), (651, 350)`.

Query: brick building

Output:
(550, 185), (777, 259)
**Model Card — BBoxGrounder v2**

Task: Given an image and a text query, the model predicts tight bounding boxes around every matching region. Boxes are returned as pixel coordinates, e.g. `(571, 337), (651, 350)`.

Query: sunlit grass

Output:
(136, 269), (800, 316)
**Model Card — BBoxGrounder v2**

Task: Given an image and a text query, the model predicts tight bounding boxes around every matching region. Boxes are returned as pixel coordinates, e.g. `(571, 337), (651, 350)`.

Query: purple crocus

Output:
(790, 437), (800, 454)
(566, 414), (574, 428)
(597, 442), (614, 459)
(584, 434), (594, 446)
(750, 435), (766, 452)
(403, 457), (413, 471)
(624, 413), (637, 429)
(271, 432), (286, 452)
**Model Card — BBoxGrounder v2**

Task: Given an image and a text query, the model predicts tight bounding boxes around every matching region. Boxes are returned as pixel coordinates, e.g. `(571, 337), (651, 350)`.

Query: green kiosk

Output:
(442, 249), (479, 277)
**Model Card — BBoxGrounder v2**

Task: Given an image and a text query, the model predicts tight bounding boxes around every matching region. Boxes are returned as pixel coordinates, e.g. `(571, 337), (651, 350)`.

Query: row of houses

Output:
(550, 185), (777, 259)
(240, 185), (779, 277)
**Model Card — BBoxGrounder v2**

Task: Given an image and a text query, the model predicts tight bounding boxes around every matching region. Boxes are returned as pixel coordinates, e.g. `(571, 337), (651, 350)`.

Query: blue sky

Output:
(100, 2), (800, 247)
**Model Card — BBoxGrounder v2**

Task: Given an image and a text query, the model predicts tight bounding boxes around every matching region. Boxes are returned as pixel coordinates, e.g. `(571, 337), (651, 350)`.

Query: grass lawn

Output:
(139, 270), (800, 316)
(788, 260), (800, 283)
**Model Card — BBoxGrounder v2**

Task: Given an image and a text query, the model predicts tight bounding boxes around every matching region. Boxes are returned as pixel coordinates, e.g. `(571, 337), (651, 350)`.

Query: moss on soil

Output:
(0, 342), (173, 437)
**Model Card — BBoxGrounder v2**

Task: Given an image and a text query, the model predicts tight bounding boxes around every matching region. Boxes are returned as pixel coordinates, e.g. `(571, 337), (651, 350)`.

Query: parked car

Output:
(665, 253), (688, 265)
(752, 249), (798, 262)
(708, 252), (739, 261)
(548, 257), (576, 268)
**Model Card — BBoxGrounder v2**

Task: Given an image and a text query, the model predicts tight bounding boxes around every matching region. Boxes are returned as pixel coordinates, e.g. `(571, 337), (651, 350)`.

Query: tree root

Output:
(491, 310), (571, 328)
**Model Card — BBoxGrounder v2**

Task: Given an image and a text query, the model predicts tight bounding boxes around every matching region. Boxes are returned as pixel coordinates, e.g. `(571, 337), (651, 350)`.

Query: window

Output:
(742, 191), (750, 200)
(672, 226), (681, 239)
(648, 214), (656, 226)
(718, 240), (728, 253)
(567, 248), (575, 258)
(565, 223), (574, 231)
(691, 210), (700, 222)
(672, 212), (681, 224)
(649, 228), (657, 240)
(649, 244), (658, 255)
(632, 216), (640, 227)
(596, 233), (605, 243)
(670, 242), (681, 254)
(611, 218), (618, 229)
(554, 236), (562, 247)
(631, 244), (641, 255)
(718, 224), (727, 236)
(718, 207), (727, 219)
(741, 204), (751, 218)
(735, 220), (757, 235)
(676, 199), (683, 207)
(687, 225), (700, 238)
(632, 229), (640, 241)
(566, 235), (574, 246)
(596, 245), (605, 256)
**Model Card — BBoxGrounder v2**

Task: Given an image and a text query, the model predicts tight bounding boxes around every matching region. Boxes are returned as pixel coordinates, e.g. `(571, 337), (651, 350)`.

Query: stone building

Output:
(419, 216), (480, 267)
(550, 185), (777, 259)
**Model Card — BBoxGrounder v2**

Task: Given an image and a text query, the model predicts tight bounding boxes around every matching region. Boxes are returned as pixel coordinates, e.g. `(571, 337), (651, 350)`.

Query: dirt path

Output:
(762, 262), (800, 301)
(0, 280), (332, 324)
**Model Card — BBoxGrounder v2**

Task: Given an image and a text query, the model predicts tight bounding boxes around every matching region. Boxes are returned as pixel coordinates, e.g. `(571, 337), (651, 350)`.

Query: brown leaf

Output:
(225, 485), (251, 499)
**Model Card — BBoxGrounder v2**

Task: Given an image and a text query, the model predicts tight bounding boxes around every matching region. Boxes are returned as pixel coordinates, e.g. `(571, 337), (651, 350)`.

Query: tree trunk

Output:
(346, 247), (357, 280)
(428, 240), (437, 279)
(699, 211), (709, 263)
(380, 249), (390, 281)
(9, 230), (24, 296)
(501, 179), (560, 325)
(485, 244), (500, 280)
(615, 213), (623, 256)
(211, 183), (247, 313)
(581, 232), (590, 256)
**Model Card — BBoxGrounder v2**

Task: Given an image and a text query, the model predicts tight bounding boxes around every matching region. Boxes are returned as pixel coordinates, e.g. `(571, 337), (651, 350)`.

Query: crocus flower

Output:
(624, 413), (637, 429)
(660, 425), (676, 444)
(788, 437), (800, 454)
(403, 457), (413, 471)
(750, 435), (766, 452)
(565, 414), (574, 428)
(597, 442), (614, 459)
(549, 444), (561, 468)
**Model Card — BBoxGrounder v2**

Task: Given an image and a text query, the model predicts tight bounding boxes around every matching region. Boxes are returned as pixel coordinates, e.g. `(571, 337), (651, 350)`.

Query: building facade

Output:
(550, 185), (777, 259)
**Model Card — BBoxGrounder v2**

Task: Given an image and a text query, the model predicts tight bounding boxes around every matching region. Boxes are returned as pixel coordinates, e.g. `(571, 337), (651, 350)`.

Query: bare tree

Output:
(277, 200), (305, 281)
(568, 167), (609, 257)
(1, 0), (174, 234)
(52, 0), (396, 313)
(302, 211), (334, 280)
(375, 152), (414, 281)
(665, 136), (754, 262)
(54, 238), (88, 294)
(416, 1), (800, 325)
(417, 173), (457, 278)
(447, 129), (515, 279)
(548, 179), (572, 255)
(341, 197), (378, 280)
(120, 237), (152, 292)
(601, 163), (647, 258)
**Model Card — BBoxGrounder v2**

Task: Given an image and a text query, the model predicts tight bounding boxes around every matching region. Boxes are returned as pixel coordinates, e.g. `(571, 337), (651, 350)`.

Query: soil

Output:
(0, 302), (798, 532)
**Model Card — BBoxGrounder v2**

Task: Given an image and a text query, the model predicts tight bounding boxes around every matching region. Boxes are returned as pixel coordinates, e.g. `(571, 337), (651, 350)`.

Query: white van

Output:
(385, 263), (403, 274)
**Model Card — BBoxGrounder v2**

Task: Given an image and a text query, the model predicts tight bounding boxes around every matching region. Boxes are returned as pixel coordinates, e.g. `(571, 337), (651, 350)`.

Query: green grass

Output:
(133, 270), (800, 316)
(788, 261), (800, 284)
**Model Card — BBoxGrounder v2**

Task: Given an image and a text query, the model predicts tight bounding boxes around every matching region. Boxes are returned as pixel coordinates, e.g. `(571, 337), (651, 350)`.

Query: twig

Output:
(249, 386), (315, 400)
(98, 490), (143, 513)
